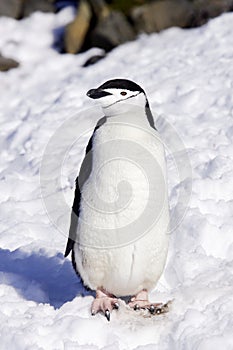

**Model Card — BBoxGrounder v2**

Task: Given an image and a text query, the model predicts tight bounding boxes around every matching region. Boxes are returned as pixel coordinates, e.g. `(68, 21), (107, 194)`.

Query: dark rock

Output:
(90, 10), (135, 51)
(22, 0), (55, 17)
(54, 0), (78, 12)
(131, 0), (194, 33)
(83, 53), (106, 67)
(0, 54), (19, 72)
(192, 0), (233, 26)
(64, 0), (92, 54)
(106, 0), (148, 15)
(0, 0), (22, 19)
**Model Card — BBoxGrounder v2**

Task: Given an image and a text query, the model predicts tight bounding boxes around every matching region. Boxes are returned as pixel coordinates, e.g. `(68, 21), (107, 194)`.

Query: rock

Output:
(90, 10), (135, 51)
(64, 0), (92, 54)
(192, 0), (233, 26)
(131, 0), (194, 33)
(64, 0), (135, 54)
(83, 53), (106, 67)
(22, 0), (55, 18)
(107, 0), (148, 15)
(0, 54), (19, 72)
(0, 0), (22, 19)
(88, 0), (110, 17)
(55, 0), (78, 12)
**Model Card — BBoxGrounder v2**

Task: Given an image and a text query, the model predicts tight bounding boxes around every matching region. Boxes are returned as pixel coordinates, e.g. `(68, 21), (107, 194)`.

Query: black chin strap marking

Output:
(104, 91), (142, 109)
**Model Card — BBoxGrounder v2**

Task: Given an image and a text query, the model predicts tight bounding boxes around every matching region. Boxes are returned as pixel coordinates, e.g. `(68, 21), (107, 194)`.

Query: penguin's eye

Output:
(120, 91), (127, 96)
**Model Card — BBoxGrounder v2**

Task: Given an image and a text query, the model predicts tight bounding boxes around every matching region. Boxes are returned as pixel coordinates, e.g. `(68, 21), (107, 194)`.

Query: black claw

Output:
(114, 302), (119, 310)
(156, 308), (162, 314)
(149, 305), (155, 314)
(134, 304), (140, 311)
(91, 310), (96, 316)
(105, 309), (110, 321)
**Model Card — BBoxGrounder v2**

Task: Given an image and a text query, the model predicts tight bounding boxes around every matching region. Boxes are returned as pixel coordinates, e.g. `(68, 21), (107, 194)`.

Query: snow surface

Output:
(1, 7), (233, 350)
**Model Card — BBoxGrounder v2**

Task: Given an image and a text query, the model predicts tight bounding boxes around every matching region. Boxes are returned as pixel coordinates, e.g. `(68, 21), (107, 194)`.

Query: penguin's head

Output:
(87, 79), (148, 116)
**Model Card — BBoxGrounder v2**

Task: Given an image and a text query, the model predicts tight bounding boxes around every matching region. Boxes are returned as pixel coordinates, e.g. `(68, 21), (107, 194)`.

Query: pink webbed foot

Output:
(91, 289), (119, 321)
(128, 289), (169, 315)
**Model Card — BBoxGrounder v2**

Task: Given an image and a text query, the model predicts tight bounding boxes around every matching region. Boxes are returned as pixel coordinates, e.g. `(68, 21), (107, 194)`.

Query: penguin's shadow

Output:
(0, 248), (94, 309)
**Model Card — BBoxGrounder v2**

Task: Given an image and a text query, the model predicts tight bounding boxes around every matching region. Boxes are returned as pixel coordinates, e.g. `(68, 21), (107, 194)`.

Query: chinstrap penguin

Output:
(65, 79), (170, 320)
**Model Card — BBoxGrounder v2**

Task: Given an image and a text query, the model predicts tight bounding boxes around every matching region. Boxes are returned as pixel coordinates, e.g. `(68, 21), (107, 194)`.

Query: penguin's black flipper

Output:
(64, 178), (81, 257)
(64, 116), (107, 258)
(64, 238), (74, 257)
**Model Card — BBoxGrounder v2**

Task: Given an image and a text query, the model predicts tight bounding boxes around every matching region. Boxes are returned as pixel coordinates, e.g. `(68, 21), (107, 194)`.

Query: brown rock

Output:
(0, 54), (19, 72)
(64, 0), (92, 54)
(64, 0), (135, 54)
(88, 0), (110, 18)
(0, 0), (22, 19)
(131, 0), (194, 33)
(108, 0), (148, 16)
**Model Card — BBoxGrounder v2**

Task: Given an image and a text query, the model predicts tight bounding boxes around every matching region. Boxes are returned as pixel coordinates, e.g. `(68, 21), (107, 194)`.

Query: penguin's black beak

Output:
(86, 88), (112, 99)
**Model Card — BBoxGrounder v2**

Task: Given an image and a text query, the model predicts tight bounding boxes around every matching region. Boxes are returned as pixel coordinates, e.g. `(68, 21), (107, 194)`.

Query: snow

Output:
(1, 7), (233, 350)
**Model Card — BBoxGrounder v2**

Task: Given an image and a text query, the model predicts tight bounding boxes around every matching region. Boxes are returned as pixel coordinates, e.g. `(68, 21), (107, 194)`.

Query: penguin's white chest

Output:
(73, 119), (170, 296)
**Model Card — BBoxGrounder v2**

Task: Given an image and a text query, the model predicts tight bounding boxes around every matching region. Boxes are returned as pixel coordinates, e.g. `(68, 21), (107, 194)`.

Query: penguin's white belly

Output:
(73, 121), (170, 296)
